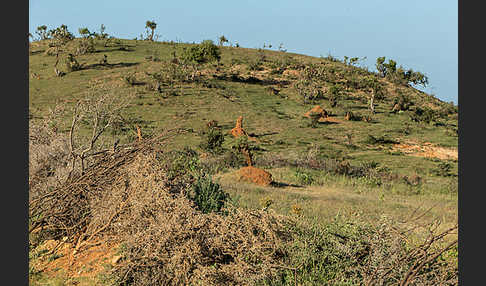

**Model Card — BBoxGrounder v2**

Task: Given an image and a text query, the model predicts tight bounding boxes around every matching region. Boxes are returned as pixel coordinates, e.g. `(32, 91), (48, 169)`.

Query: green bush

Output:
(393, 93), (413, 111)
(199, 120), (225, 153)
(376, 56), (387, 77)
(294, 169), (314, 185)
(188, 175), (229, 214)
(328, 82), (349, 105)
(344, 111), (362, 121)
(76, 37), (96, 55)
(410, 107), (437, 123)
(294, 78), (323, 104)
(65, 53), (81, 72)
(123, 73), (137, 86)
(182, 40), (221, 65)
(364, 134), (398, 145)
(404, 69), (428, 87)
(376, 57), (428, 87)
(293, 64), (326, 103)
(308, 112), (321, 128)
(158, 147), (201, 181)
(266, 216), (457, 285)
(48, 24), (74, 46)
(432, 162), (453, 177)
(221, 149), (246, 169)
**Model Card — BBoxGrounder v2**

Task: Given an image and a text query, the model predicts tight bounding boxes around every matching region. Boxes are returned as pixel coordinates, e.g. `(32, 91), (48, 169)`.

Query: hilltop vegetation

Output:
(29, 24), (458, 285)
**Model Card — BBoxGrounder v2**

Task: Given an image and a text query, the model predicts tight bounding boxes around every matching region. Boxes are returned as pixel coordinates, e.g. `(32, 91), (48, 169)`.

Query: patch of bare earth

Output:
(32, 239), (120, 280)
(393, 142), (458, 160)
(282, 69), (300, 78)
(322, 116), (343, 123)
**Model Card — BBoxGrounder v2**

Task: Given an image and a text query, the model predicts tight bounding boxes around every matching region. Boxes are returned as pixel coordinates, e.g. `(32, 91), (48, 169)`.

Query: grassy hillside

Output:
(29, 35), (458, 285)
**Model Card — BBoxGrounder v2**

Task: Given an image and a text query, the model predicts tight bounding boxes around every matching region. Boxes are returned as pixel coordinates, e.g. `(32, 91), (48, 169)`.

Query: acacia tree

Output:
(376, 57), (428, 88)
(181, 40), (221, 81)
(145, 20), (157, 41)
(35, 25), (48, 41)
(78, 27), (91, 39)
(376, 57), (387, 77)
(218, 35), (228, 47)
(48, 24), (75, 48)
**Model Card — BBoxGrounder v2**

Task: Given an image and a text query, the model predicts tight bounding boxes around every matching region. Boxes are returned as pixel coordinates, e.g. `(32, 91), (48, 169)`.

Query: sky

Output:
(29, 0), (458, 104)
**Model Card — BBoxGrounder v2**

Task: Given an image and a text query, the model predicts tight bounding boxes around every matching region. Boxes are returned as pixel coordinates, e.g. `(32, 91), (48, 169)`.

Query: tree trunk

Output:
(370, 90), (375, 114)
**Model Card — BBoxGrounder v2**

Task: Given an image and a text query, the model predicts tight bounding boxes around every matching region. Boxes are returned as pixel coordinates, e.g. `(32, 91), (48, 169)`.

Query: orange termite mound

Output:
(304, 105), (328, 121)
(231, 116), (248, 137)
(237, 166), (273, 186)
(230, 116), (258, 142)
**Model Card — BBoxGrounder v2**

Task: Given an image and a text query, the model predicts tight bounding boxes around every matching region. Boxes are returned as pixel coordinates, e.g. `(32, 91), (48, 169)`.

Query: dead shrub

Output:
(29, 120), (72, 204)
(29, 128), (296, 285)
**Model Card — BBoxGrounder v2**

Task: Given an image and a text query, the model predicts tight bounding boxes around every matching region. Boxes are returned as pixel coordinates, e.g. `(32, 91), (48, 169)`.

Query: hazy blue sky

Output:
(29, 0), (457, 104)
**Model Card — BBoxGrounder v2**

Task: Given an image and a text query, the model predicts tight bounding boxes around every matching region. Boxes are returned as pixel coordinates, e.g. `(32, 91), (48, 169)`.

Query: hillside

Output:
(29, 35), (458, 285)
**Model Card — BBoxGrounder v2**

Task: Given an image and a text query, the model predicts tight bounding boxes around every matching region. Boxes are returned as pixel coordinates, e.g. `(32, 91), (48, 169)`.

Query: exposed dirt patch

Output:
(282, 69), (300, 78)
(32, 239), (120, 280)
(228, 64), (247, 74)
(322, 116), (343, 124)
(237, 166), (273, 186)
(393, 142), (458, 160)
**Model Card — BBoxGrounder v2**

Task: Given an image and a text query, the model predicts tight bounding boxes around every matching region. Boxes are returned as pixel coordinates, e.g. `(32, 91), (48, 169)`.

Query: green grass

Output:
(216, 167), (456, 230)
(29, 36), (457, 205)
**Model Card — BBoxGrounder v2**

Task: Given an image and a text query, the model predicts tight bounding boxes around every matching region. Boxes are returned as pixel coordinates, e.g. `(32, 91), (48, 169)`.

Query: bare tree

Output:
(67, 86), (130, 178)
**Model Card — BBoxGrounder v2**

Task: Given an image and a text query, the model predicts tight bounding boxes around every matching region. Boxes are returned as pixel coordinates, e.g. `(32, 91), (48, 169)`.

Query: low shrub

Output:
(364, 134), (398, 145)
(222, 149), (247, 169)
(181, 40), (221, 65)
(156, 147), (201, 184)
(307, 112), (321, 128)
(272, 215), (457, 285)
(65, 53), (81, 72)
(293, 65), (326, 103)
(294, 168), (314, 185)
(410, 107), (437, 123)
(188, 175), (228, 214)
(431, 162), (453, 177)
(123, 73), (138, 86)
(199, 120), (225, 153)
(248, 58), (264, 71)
